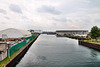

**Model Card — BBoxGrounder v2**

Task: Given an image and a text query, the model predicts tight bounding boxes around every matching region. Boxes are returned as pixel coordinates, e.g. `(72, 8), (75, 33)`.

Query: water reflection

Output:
(37, 56), (47, 60)
(91, 50), (98, 57)
(16, 34), (100, 67)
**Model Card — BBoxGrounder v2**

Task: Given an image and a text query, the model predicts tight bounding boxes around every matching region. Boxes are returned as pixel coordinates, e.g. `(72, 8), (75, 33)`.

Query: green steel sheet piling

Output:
(7, 36), (35, 56)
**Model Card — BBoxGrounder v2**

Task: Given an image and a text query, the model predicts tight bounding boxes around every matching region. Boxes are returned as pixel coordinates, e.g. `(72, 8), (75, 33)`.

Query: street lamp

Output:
(7, 42), (11, 58)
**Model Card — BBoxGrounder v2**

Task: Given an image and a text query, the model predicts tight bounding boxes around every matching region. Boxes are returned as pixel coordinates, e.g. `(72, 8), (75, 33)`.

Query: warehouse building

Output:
(0, 28), (31, 61)
(56, 30), (89, 36)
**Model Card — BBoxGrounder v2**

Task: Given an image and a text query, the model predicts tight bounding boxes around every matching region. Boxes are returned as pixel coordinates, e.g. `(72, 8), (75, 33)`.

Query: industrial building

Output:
(56, 30), (89, 36)
(0, 28), (32, 61)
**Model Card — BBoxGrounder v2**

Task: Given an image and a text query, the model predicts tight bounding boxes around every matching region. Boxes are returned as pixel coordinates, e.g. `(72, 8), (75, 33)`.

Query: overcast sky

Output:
(0, 0), (100, 31)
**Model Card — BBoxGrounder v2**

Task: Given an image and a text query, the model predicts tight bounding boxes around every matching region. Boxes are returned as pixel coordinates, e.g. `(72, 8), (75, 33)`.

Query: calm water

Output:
(16, 34), (100, 67)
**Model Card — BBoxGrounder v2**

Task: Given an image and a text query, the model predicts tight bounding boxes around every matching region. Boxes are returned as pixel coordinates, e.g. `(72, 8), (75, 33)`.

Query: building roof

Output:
(56, 30), (88, 32)
(0, 28), (31, 38)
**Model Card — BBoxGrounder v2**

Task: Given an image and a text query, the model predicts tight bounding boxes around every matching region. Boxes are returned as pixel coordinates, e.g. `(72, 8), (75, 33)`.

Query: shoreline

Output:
(78, 40), (100, 51)
(0, 34), (39, 67)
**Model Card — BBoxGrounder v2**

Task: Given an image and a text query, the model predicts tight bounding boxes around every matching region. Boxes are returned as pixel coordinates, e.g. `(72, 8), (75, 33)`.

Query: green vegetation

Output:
(83, 39), (100, 44)
(90, 26), (100, 39)
(65, 35), (86, 40)
(82, 26), (100, 44)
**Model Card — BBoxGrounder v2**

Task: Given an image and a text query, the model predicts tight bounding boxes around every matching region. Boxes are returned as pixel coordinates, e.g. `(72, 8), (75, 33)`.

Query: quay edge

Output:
(6, 34), (39, 67)
(78, 40), (100, 51)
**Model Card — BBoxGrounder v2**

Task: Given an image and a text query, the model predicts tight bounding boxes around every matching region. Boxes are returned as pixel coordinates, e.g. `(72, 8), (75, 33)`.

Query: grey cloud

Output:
(38, 5), (61, 15)
(5, 17), (10, 20)
(90, 0), (100, 8)
(9, 4), (22, 14)
(95, 19), (100, 23)
(0, 9), (7, 14)
(83, 19), (90, 23)
(1, 22), (6, 24)
(59, 0), (90, 14)
(22, 16), (28, 19)
(52, 17), (67, 22)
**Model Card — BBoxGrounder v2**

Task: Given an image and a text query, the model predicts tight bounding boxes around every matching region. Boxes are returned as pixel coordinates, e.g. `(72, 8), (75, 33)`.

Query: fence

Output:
(7, 36), (36, 56)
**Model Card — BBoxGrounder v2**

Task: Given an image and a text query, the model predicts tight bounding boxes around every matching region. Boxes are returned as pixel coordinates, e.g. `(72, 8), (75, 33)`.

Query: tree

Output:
(90, 26), (100, 39)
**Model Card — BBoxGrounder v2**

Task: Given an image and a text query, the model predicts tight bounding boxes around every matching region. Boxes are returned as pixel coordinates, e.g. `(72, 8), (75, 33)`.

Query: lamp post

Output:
(7, 42), (11, 59)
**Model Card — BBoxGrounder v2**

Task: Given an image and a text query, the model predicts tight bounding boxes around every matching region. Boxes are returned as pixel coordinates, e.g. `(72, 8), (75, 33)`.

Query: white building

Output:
(0, 28), (31, 39)
(56, 30), (89, 36)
